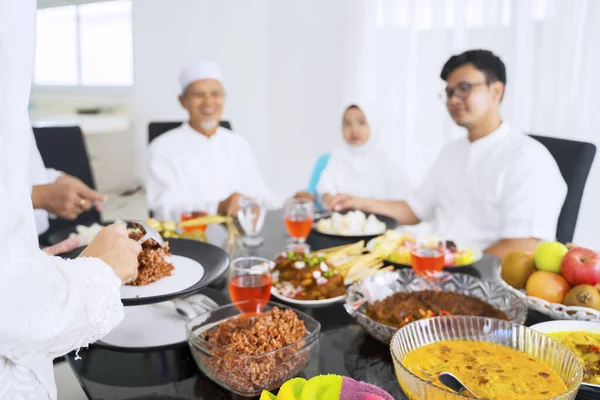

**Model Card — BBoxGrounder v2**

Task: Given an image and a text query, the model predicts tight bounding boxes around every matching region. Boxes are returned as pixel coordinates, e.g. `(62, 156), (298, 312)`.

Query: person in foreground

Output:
(294, 104), (411, 208)
(1, 2), (142, 399)
(147, 61), (277, 221)
(329, 50), (566, 257)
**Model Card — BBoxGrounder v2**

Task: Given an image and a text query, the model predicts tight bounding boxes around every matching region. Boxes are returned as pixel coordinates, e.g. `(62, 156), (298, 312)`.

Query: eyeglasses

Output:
(440, 81), (487, 102)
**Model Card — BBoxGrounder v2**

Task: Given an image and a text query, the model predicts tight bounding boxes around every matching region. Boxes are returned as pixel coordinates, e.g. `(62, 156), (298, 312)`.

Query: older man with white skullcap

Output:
(147, 61), (277, 220)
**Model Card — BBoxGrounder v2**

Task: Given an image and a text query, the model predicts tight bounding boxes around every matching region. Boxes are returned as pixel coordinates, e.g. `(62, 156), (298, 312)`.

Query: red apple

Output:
(561, 247), (600, 286)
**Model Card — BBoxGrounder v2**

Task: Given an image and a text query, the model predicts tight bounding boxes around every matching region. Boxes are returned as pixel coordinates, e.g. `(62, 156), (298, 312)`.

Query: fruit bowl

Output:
(495, 263), (600, 321)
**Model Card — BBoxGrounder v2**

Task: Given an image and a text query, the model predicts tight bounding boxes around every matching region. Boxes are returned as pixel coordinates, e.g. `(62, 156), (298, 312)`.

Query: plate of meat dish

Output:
(61, 223), (229, 306)
(344, 269), (528, 343)
(270, 242), (393, 308)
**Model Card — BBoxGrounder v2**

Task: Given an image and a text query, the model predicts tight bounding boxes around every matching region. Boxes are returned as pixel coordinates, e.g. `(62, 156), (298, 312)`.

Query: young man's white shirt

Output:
(408, 122), (567, 250)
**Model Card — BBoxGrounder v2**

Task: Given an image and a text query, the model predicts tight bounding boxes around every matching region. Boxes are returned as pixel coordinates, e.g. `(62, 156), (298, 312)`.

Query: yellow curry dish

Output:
(402, 340), (568, 400)
(547, 331), (600, 385)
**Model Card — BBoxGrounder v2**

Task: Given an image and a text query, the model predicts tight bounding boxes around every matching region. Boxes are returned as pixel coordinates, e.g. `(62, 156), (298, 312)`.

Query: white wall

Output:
(132, 0), (345, 198)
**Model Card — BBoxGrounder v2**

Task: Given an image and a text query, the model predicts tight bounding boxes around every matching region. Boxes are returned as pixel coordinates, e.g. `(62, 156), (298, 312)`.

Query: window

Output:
(35, 0), (133, 87)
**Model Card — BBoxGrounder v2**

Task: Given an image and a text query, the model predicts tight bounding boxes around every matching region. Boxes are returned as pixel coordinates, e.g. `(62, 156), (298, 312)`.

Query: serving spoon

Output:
(130, 222), (165, 247)
(438, 372), (480, 398)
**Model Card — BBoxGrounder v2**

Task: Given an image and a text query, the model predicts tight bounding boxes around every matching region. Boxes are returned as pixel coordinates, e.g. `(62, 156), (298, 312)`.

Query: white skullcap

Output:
(179, 61), (224, 93)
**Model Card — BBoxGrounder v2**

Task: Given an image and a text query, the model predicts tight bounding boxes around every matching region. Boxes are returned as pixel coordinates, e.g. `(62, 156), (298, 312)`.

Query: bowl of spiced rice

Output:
(185, 300), (320, 396)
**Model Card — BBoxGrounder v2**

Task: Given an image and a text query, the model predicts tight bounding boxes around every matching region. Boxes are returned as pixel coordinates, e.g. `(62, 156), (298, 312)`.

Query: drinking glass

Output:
(411, 235), (446, 280)
(236, 197), (266, 247)
(284, 199), (314, 247)
(180, 210), (209, 233)
(228, 257), (273, 313)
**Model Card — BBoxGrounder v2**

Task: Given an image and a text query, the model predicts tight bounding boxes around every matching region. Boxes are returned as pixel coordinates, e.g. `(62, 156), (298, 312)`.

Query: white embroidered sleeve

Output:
(0, 253), (123, 364)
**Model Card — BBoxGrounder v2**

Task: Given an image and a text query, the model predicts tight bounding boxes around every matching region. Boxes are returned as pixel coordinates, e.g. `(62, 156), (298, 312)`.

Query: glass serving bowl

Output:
(344, 269), (528, 344)
(390, 316), (583, 400)
(185, 300), (320, 397)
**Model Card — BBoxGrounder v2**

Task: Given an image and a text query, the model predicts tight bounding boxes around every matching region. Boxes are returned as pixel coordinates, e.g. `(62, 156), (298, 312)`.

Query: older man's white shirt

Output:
(408, 123), (567, 250)
(0, 2), (124, 399)
(147, 123), (278, 220)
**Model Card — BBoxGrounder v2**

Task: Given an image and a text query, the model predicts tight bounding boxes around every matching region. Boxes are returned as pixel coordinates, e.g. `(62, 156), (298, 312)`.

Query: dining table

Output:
(65, 209), (594, 400)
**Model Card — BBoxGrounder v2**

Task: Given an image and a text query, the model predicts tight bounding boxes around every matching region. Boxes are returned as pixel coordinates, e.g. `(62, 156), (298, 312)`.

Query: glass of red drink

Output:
(411, 236), (446, 280)
(180, 210), (209, 233)
(228, 257), (274, 313)
(284, 198), (315, 247)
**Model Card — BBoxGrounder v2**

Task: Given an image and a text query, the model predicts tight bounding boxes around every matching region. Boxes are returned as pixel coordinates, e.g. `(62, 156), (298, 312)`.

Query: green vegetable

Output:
(287, 252), (297, 261)
(323, 270), (335, 278)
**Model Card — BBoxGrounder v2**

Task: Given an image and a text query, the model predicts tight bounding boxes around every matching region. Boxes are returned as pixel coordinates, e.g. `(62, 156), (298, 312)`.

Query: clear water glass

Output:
(236, 197), (266, 247)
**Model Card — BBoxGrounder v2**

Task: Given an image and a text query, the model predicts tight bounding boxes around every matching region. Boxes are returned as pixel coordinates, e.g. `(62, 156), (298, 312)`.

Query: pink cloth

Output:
(340, 377), (394, 400)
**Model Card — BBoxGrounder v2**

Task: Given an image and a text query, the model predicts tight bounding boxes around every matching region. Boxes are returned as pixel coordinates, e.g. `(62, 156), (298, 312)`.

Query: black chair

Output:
(148, 120), (232, 143)
(529, 134), (596, 243)
(33, 126), (101, 242)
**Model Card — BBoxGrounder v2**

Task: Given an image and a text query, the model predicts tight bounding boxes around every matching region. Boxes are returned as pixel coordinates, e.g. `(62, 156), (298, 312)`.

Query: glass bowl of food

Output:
(391, 316), (583, 400)
(344, 269), (528, 344)
(186, 300), (320, 397)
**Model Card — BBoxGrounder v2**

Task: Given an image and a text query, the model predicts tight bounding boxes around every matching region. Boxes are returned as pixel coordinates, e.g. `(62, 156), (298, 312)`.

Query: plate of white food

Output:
(314, 210), (395, 239)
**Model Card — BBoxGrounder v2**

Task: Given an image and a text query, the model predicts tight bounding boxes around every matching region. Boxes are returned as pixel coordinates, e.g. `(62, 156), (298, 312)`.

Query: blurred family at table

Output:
(142, 50), (566, 259)
(29, 50), (567, 259)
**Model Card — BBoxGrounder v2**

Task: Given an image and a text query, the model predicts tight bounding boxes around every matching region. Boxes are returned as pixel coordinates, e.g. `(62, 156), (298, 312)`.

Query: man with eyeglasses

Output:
(147, 61), (277, 220)
(329, 50), (566, 257)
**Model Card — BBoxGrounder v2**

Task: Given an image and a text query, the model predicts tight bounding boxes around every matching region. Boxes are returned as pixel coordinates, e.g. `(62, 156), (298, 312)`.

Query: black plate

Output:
(311, 211), (398, 241)
(61, 238), (229, 307)
(46, 220), (118, 246)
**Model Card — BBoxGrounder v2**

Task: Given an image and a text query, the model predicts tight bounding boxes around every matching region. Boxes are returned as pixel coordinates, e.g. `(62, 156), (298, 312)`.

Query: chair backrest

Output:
(33, 126), (101, 232)
(148, 120), (232, 143)
(529, 134), (596, 243)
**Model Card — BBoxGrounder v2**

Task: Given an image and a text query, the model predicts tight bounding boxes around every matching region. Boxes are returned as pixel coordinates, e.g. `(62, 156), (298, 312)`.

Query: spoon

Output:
(133, 222), (165, 247)
(438, 372), (480, 398)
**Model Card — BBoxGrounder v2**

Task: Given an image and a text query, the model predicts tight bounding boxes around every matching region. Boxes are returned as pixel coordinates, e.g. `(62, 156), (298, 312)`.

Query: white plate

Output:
(270, 288), (345, 308)
(314, 226), (386, 237)
(100, 301), (189, 348)
(121, 255), (204, 300)
(530, 320), (600, 389)
(366, 236), (483, 268)
(100, 293), (219, 348)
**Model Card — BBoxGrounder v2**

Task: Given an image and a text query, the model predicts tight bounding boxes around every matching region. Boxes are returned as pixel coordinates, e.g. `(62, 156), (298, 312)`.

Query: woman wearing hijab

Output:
(1, 2), (141, 398)
(315, 104), (411, 210)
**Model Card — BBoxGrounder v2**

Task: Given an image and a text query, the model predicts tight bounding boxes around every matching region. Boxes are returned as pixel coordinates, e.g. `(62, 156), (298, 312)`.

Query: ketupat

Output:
(260, 375), (392, 400)
(277, 378), (307, 399)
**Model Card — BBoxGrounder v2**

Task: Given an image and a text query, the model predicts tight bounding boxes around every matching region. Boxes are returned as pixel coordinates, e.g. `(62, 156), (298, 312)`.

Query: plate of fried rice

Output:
(61, 237), (229, 306)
